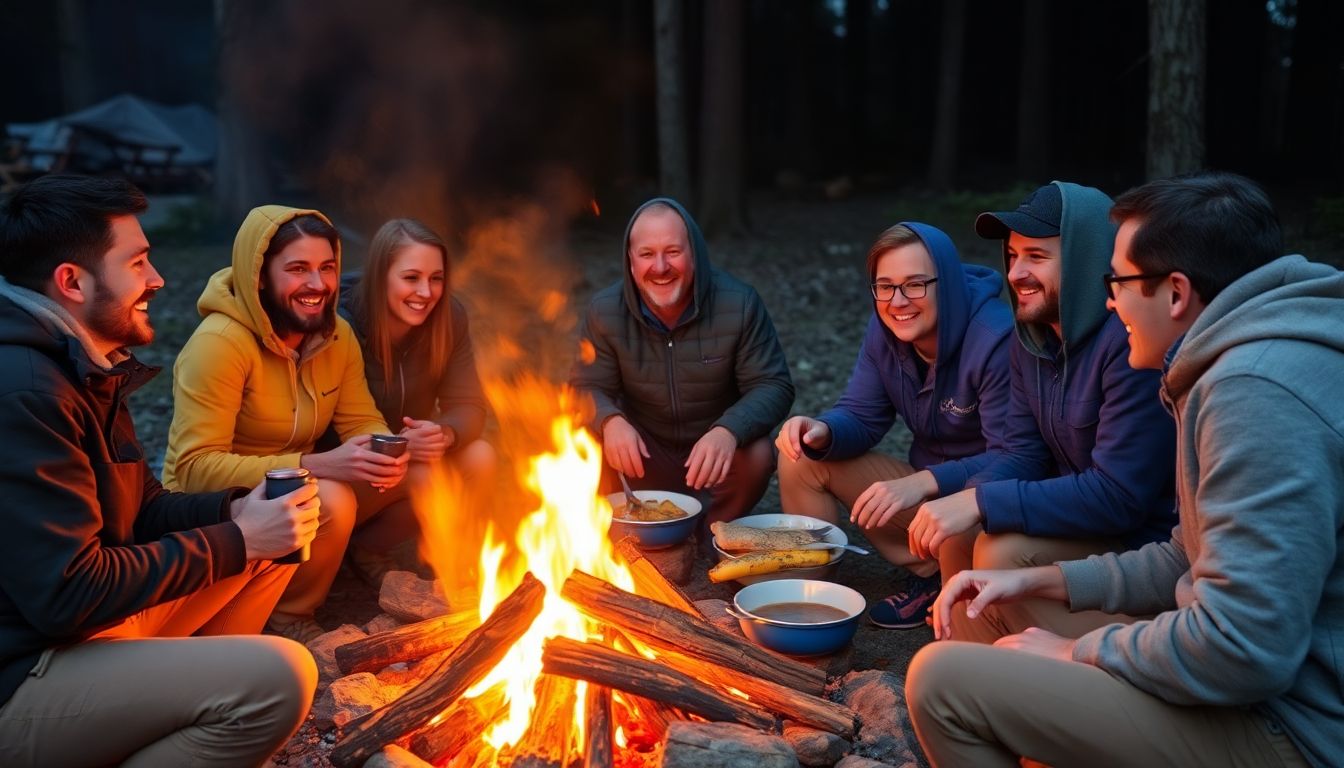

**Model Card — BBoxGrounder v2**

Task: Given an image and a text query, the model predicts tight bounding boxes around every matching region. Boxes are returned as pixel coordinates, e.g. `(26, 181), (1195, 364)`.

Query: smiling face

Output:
(81, 214), (163, 354)
(1107, 218), (1180, 370)
(260, 234), (338, 346)
(628, 207), (695, 327)
(384, 241), (446, 340)
(873, 243), (939, 360)
(1005, 232), (1062, 334)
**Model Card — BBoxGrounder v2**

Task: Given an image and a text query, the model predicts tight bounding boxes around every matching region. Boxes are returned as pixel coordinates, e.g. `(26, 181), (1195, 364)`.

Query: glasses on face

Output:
(1102, 271), (1173, 300)
(871, 277), (938, 302)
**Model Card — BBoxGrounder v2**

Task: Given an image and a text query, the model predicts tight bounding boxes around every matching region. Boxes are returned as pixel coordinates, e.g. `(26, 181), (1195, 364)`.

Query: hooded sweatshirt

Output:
(163, 206), (388, 492)
(570, 198), (794, 450)
(0, 278), (245, 706)
(965, 182), (1177, 547)
(1060, 255), (1344, 767)
(336, 271), (488, 448)
(805, 222), (1013, 486)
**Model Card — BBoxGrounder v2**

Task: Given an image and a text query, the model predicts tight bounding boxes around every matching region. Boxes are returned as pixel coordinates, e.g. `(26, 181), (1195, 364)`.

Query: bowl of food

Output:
(604, 490), (702, 549)
(731, 579), (865, 656)
(710, 513), (846, 586)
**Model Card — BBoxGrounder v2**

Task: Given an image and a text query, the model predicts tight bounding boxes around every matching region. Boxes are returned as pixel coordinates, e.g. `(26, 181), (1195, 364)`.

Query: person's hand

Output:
(685, 426), (737, 490)
(602, 416), (648, 478)
(775, 416), (831, 462)
(302, 433), (410, 488)
(994, 627), (1077, 662)
(907, 488), (981, 560)
(230, 479), (321, 561)
(931, 566), (1067, 640)
(401, 417), (447, 462)
(851, 471), (939, 529)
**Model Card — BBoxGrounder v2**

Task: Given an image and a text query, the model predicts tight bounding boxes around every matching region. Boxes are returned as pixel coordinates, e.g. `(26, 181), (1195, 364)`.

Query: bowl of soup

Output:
(604, 490), (702, 549)
(732, 579), (865, 656)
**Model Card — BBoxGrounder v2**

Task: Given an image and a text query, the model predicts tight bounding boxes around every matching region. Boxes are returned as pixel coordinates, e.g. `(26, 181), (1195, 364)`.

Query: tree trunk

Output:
(653, 0), (691, 203)
(697, 0), (747, 236)
(1015, 0), (1049, 180)
(55, 0), (95, 111)
(928, 0), (967, 190)
(1146, 0), (1207, 179)
(213, 0), (272, 223)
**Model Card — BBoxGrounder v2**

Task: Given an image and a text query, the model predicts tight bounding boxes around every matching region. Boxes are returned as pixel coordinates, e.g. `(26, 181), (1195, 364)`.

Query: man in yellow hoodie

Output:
(165, 206), (409, 643)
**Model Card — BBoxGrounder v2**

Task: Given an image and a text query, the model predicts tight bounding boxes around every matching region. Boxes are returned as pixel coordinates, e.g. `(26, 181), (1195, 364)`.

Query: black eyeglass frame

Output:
(1102, 271), (1173, 300)
(870, 277), (938, 302)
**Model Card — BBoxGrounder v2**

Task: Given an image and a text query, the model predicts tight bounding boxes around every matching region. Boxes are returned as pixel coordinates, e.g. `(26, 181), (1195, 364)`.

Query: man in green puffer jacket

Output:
(571, 198), (794, 525)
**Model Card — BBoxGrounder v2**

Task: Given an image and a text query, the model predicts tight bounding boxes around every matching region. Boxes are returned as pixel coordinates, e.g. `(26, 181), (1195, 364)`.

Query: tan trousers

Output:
(777, 451), (975, 581)
(272, 439), (498, 623)
(0, 559), (316, 767)
(906, 641), (1308, 768)
(947, 532), (1141, 643)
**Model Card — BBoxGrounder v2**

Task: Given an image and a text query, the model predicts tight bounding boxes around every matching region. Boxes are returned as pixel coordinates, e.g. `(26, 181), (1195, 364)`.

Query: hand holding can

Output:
(265, 467), (313, 564)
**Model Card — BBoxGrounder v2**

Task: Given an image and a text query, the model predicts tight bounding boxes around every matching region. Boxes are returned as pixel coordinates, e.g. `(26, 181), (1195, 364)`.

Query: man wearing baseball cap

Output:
(881, 181), (1178, 639)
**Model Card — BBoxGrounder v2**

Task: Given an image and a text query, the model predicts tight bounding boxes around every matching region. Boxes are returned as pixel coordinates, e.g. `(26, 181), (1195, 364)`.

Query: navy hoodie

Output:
(962, 182), (1177, 547)
(806, 222), (1014, 483)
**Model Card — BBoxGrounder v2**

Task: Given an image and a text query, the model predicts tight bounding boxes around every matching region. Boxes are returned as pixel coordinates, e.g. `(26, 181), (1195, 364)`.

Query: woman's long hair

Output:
(357, 218), (453, 392)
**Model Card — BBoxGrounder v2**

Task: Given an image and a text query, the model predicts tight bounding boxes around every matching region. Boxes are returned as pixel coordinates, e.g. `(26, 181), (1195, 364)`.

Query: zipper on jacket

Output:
(1045, 362), (1079, 474)
(284, 357), (300, 450)
(664, 336), (680, 445)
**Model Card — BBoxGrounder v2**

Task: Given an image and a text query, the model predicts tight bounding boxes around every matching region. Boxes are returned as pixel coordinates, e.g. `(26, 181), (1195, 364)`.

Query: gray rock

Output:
(310, 672), (408, 730)
(661, 721), (798, 768)
(832, 670), (927, 768)
(835, 756), (910, 768)
(783, 724), (849, 766)
(308, 624), (368, 687)
(363, 612), (403, 635)
(378, 572), (450, 622)
(694, 598), (745, 637)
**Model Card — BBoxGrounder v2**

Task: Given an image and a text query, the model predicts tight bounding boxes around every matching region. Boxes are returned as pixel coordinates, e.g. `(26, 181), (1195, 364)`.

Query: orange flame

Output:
(432, 376), (633, 753)
(590, 198), (601, 217)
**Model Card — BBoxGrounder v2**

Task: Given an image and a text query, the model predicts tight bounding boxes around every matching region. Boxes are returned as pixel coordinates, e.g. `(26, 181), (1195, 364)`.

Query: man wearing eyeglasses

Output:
(775, 222), (1013, 628)
(900, 181), (1177, 641)
(906, 172), (1340, 768)
(571, 198), (794, 526)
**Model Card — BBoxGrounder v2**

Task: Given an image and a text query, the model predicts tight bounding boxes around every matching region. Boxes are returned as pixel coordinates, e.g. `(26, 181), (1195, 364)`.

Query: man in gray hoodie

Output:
(905, 172), (1341, 767)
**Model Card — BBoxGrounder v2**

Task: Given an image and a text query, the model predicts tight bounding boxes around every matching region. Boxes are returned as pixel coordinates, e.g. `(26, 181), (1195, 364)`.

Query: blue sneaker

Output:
(868, 573), (940, 629)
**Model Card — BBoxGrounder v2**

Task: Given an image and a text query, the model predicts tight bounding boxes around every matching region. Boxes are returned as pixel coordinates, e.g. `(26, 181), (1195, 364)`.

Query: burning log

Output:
(561, 571), (827, 695)
(331, 572), (545, 768)
(542, 636), (777, 732)
(335, 607), (479, 675)
(584, 682), (613, 768)
(653, 646), (858, 739)
(614, 535), (701, 616)
(405, 685), (508, 764)
(505, 674), (579, 768)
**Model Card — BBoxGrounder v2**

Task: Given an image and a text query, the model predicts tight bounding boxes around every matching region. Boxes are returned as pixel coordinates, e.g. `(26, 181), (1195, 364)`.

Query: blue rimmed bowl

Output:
(604, 490), (702, 550)
(732, 579), (865, 656)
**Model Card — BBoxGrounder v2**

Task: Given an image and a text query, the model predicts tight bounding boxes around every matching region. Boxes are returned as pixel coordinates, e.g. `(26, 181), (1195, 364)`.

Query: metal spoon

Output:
(797, 541), (871, 555)
(617, 472), (644, 512)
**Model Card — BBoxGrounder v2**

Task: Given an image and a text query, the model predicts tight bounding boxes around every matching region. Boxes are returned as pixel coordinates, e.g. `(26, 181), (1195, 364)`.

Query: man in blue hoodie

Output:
(908, 172), (1338, 768)
(894, 182), (1176, 639)
(571, 198), (794, 526)
(776, 222), (1013, 628)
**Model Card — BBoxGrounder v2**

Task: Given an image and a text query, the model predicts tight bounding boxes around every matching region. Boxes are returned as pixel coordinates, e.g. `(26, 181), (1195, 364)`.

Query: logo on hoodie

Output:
(939, 398), (979, 417)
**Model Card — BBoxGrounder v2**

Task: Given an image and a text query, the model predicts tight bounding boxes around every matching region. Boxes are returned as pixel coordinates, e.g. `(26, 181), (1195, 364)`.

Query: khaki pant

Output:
(0, 560), (316, 767)
(271, 439), (498, 624)
(906, 641), (1308, 768)
(947, 532), (1142, 643)
(777, 451), (976, 581)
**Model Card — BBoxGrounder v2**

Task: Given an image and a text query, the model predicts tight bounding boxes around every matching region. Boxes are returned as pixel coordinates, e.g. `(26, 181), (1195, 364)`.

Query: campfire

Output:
(322, 378), (859, 767)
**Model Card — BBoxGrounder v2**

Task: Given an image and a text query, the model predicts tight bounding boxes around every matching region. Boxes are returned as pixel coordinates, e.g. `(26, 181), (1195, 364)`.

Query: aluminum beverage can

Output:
(265, 467), (312, 564)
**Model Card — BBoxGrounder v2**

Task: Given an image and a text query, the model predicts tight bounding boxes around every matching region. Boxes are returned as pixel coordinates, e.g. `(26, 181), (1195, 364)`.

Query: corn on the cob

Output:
(707, 549), (833, 583)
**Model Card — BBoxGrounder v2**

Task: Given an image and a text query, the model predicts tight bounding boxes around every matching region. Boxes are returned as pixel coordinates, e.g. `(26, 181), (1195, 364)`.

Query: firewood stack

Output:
(325, 537), (861, 768)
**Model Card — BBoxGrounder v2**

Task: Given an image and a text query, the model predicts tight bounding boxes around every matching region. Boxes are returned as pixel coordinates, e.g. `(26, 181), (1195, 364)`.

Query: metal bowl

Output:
(604, 490), (703, 550)
(732, 579), (865, 656)
(712, 513), (846, 586)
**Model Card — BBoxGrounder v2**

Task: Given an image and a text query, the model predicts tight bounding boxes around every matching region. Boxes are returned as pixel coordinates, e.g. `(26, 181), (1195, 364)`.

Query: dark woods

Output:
(2, 0), (1341, 234)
